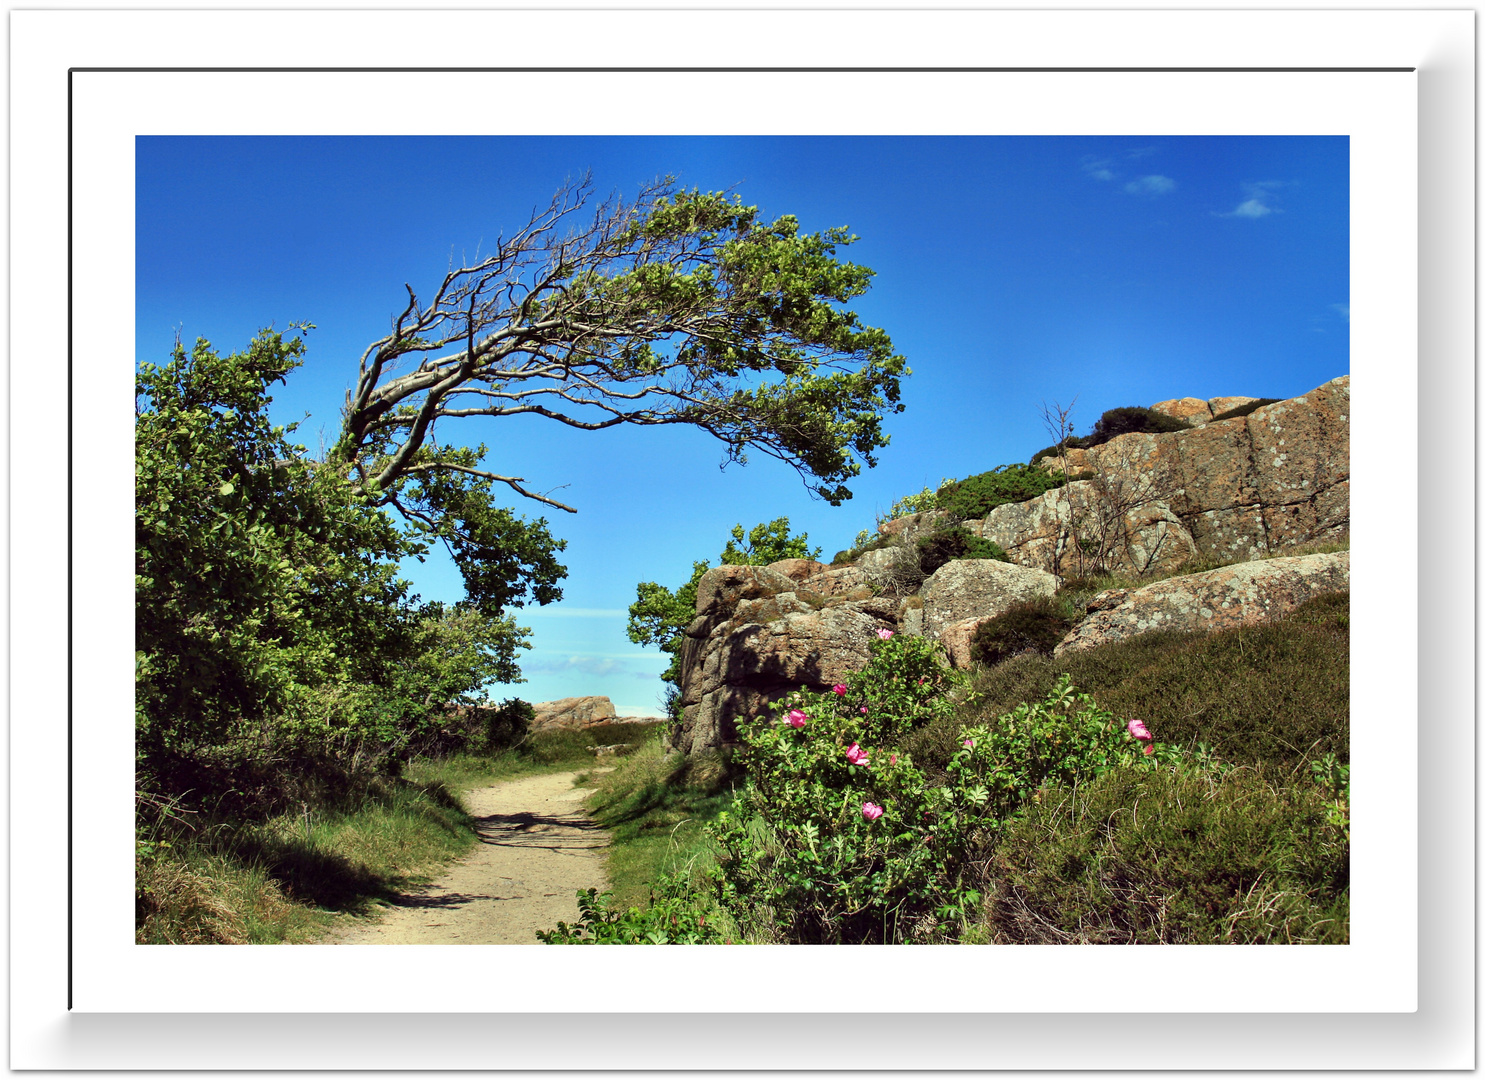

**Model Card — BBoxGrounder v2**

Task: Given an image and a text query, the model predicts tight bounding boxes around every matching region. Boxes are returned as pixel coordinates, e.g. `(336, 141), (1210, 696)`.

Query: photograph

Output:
(133, 133), (1352, 948)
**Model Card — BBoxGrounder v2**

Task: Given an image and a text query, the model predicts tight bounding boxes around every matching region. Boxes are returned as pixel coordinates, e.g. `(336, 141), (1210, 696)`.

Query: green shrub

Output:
(936, 464), (1067, 520)
(916, 525), (1009, 576)
(483, 698), (534, 752)
(1029, 404), (1193, 464)
(1088, 405), (1192, 442)
(537, 881), (724, 944)
(1211, 398), (1281, 422)
(970, 598), (1074, 667)
(987, 763), (1349, 943)
(711, 635), (1160, 943)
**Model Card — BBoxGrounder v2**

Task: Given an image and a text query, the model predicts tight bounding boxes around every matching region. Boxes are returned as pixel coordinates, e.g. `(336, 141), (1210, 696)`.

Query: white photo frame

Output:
(11, 6), (1472, 1070)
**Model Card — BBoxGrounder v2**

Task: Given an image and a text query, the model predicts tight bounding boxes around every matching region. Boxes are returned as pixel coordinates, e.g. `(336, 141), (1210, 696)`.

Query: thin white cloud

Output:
(1124, 174), (1176, 196)
(1331, 303), (1350, 322)
(1222, 181), (1285, 218)
(1081, 156), (1116, 181)
(519, 607), (627, 618)
(523, 654), (664, 679)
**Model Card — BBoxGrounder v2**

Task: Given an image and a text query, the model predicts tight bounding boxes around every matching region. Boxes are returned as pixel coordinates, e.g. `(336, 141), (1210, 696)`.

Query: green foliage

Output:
(935, 464), (1067, 520)
(988, 763), (1349, 943)
(628, 517), (819, 696)
(136, 330), (554, 792)
(536, 882), (724, 944)
(339, 178), (909, 509)
(1211, 398), (1281, 422)
(710, 634), (1161, 943)
(969, 598), (1074, 668)
(1030, 404), (1193, 464)
(720, 518), (822, 566)
(482, 698), (534, 753)
(915, 525), (1009, 576)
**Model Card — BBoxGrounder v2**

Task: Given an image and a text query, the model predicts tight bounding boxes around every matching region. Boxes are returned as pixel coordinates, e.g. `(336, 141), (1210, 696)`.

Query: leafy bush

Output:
(916, 525), (1009, 576)
(711, 634), (1160, 943)
(1211, 397), (1281, 422)
(482, 698), (534, 752)
(987, 763), (1349, 943)
(935, 464), (1067, 520)
(537, 881), (724, 944)
(969, 598), (1074, 667)
(1088, 405), (1192, 442)
(1030, 404), (1193, 464)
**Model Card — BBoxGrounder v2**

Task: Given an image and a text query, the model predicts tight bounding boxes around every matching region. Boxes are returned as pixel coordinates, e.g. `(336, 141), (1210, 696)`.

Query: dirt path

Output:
(321, 769), (607, 945)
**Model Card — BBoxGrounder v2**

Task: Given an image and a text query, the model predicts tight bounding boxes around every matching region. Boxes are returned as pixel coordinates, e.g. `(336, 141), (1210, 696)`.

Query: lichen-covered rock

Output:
(878, 509), (952, 541)
(919, 559), (1058, 640)
(530, 696), (618, 731)
(1054, 551), (1349, 655)
(1003, 376), (1348, 576)
(937, 616), (991, 669)
(1151, 396), (1214, 426)
(801, 565), (869, 597)
(767, 558), (829, 584)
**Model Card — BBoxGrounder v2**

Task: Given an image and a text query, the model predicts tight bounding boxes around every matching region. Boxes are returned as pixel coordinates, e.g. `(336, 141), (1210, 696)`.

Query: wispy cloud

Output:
(519, 607), (627, 619)
(1330, 303), (1350, 322)
(524, 654), (663, 680)
(1081, 156), (1116, 182)
(1124, 174), (1176, 196)
(1222, 181), (1286, 218)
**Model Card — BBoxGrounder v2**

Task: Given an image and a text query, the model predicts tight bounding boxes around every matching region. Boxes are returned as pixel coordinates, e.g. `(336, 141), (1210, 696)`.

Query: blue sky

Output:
(137, 135), (1348, 715)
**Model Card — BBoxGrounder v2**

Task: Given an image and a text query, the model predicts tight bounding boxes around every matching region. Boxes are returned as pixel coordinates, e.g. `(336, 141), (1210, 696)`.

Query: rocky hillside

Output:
(668, 376), (1350, 755)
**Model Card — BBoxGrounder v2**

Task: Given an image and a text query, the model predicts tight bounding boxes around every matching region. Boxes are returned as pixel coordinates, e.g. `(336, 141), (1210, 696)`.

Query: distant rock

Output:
(530, 696), (617, 731)
(1054, 551), (1349, 655)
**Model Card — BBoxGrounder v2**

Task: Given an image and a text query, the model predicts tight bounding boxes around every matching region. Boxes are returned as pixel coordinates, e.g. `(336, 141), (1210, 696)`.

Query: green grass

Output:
(136, 776), (481, 943)
(581, 733), (738, 908)
(984, 762), (1349, 944)
(138, 722), (665, 944)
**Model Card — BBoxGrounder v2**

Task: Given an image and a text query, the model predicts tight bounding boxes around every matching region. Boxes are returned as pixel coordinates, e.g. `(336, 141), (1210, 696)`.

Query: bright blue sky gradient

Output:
(137, 136), (1349, 715)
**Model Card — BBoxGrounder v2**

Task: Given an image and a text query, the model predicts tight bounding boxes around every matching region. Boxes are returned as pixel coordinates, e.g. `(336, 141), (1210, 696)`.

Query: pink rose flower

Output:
(861, 802), (884, 821)
(889, 753), (898, 766)
(1127, 718), (1152, 742)
(832, 684), (848, 696)
(876, 628), (894, 640)
(1143, 744), (1156, 757)
(860, 705), (869, 715)
(787, 709), (807, 728)
(963, 738), (975, 749)
(845, 742), (870, 766)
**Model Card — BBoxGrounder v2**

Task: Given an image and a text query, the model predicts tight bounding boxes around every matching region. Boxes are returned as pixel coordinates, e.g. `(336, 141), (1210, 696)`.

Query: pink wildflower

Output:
(861, 802), (884, 821)
(859, 705), (869, 715)
(917, 677), (927, 686)
(832, 684), (849, 696)
(876, 628), (894, 640)
(787, 709), (807, 729)
(1127, 718), (1152, 742)
(963, 738), (975, 749)
(845, 742), (870, 766)
(889, 753), (898, 766)
(1143, 744), (1156, 757)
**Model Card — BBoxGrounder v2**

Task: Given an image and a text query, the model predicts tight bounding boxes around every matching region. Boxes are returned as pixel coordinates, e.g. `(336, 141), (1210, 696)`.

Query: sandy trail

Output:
(321, 769), (607, 945)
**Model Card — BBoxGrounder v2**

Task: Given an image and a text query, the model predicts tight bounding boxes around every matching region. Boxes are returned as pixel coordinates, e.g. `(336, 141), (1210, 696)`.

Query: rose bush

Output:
(709, 632), (1166, 943)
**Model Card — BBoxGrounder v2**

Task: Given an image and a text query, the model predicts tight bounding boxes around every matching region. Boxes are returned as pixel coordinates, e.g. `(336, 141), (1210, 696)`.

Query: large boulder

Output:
(919, 559), (1058, 640)
(530, 696), (617, 732)
(671, 563), (898, 754)
(1054, 551), (1349, 655)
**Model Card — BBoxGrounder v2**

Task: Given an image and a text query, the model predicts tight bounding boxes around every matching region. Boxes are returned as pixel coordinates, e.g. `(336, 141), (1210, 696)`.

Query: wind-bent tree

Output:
(333, 175), (906, 607)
